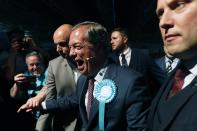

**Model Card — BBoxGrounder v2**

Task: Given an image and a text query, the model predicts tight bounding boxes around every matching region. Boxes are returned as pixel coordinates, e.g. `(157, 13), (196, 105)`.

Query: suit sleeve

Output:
(36, 61), (56, 131)
(126, 74), (151, 131)
(44, 76), (81, 115)
(45, 61), (57, 100)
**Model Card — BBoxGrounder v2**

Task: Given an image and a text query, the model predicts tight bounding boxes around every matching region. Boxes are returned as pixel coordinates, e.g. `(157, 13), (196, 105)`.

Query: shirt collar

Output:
(94, 60), (109, 83)
(189, 64), (197, 76)
(122, 46), (131, 57)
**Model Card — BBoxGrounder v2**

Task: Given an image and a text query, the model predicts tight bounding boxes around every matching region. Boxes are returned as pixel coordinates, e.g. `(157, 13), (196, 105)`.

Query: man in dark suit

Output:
(19, 21), (152, 131)
(148, 0), (197, 130)
(110, 27), (165, 97)
(155, 46), (179, 76)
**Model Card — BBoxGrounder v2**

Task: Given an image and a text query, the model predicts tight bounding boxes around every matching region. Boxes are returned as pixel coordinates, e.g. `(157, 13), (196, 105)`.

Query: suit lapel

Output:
(129, 49), (136, 68)
(149, 63), (181, 118)
(161, 76), (197, 130)
(162, 57), (166, 73)
(148, 71), (173, 129)
(87, 64), (118, 127)
(79, 76), (89, 125)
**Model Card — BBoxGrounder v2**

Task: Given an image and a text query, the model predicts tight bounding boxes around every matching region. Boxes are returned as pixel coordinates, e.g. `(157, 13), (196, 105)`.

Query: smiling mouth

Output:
(76, 59), (84, 70)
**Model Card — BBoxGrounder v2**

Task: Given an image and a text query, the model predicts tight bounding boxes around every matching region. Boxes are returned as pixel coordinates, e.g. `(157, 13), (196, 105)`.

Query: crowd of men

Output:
(0, 0), (197, 130)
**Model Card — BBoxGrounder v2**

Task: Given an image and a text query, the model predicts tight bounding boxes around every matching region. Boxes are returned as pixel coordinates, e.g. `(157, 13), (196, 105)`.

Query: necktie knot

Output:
(166, 59), (174, 73)
(168, 65), (188, 98)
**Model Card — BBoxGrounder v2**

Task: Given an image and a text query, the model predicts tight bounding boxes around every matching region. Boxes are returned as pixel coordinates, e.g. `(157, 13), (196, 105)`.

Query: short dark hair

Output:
(72, 21), (111, 54)
(111, 27), (129, 38)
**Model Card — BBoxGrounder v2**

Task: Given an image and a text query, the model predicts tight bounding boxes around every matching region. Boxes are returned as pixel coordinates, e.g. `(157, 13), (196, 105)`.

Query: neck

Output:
(89, 54), (107, 78)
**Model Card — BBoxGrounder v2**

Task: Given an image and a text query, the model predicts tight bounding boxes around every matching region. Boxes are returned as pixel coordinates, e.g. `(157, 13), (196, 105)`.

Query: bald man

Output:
(25, 24), (80, 131)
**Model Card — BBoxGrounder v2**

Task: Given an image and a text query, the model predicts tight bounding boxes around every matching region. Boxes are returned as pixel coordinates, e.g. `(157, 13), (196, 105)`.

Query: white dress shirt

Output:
(119, 47), (132, 66)
(182, 63), (197, 89)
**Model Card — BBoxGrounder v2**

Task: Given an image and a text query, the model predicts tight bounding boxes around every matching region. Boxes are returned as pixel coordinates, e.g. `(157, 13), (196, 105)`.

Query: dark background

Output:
(0, 0), (164, 57)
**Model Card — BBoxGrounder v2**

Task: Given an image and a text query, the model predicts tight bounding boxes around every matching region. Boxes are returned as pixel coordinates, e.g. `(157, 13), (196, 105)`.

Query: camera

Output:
(22, 30), (32, 48)
(18, 75), (37, 90)
(25, 75), (37, 82)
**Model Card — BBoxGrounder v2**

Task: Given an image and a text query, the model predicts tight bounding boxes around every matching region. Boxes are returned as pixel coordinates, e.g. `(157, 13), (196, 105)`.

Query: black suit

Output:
(128, 49), (165, 85)
(45, 63), (152, 131)
(111, 48), (166, 97)
(154, 56), (166, 74)
(148, 64), (197, 131)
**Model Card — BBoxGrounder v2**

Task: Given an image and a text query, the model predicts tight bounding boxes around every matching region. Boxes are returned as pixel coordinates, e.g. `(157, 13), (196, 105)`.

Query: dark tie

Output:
(166, 59), (173, 73)
(168, 67), (187, 98)
(121, 54), (128, 67)
(87, 78), (94, 119)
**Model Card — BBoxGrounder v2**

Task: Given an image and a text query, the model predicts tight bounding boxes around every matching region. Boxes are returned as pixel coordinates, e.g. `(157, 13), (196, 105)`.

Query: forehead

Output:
(54, 33), (69, 43)
(69, 27), (87, 44)
(111, 31), (121, 37)
(157, 0), (175, 9)
(26, 56), (40, 62)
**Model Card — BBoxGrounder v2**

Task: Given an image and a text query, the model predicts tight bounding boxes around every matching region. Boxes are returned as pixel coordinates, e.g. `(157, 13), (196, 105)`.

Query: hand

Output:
(24, 37), (37, 47)
(17, 103), (33, 113)
(10, 43), (22, 52)
(17, 91), (46, 113)
(27, 94), (45, 108)
(14, 73), (27, 83)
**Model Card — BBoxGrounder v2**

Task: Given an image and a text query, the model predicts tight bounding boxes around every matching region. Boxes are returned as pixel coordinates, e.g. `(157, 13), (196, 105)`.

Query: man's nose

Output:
(33, 64), (38, 69)
(69, 47), (76, 57)
(159, 10), (174, 30)
(110, 40), (113, 44)
(56, 45), (62, 52)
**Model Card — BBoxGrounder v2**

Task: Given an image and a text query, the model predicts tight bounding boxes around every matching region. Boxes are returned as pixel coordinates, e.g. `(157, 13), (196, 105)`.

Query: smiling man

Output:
(18, 21), (152, 131)
(148, 0), (197, 130)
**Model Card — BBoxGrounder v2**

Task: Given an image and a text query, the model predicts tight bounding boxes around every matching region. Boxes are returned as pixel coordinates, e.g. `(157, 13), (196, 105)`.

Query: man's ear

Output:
(123, 36), (128, 44)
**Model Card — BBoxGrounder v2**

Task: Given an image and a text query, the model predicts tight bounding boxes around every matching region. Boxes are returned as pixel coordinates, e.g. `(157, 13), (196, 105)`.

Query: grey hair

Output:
(72, 21), (111, 54)
(25, 51), (43, 64)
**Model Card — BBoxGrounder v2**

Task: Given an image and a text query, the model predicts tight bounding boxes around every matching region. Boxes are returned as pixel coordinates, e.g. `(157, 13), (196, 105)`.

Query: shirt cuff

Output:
(41, 101), (47, 110)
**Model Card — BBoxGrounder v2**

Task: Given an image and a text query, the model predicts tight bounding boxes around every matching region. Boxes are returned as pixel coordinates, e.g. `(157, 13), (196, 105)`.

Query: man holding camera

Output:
(3, 27), (49, 86)
(10, 51), (47, 131)
(10, 51), (46, 99)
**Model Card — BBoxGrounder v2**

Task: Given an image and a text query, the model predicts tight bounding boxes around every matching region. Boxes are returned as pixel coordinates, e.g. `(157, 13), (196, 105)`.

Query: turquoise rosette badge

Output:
(93, 79), (117, 131)
(93, 79), (117, 103)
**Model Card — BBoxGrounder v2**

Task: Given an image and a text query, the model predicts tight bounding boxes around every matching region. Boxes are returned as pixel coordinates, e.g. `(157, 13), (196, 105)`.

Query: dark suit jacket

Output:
(148, 65), (197, 131)
(154, 56), (166, 74)
(111, 48), (166, 97)
(46, 63), (152, 131)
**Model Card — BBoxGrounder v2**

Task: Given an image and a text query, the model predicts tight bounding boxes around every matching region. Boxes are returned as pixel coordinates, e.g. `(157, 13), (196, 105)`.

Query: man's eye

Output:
(171, 1), (186, 10)
(75, 45), (83, 50)
(176, 1), (185, 8)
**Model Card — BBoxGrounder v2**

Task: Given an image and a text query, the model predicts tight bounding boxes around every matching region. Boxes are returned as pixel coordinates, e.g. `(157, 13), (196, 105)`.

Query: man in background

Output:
(155, 46), (179, 76)
(10, 51), (47, 131)
(110, 27), (165, 96)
